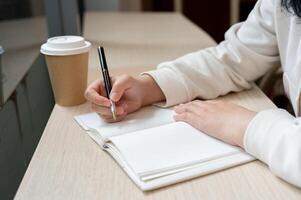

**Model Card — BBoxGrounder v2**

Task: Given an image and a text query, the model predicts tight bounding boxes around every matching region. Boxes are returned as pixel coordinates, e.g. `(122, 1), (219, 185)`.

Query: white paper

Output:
(74, 106), (175, 141)
(75, 106), (255, 191)
(109, 122), (242, 178)
(105, 144), (254, 191)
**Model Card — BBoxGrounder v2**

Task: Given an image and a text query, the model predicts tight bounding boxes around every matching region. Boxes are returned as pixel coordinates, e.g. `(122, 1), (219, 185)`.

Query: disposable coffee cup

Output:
(41, 36), (91, 106)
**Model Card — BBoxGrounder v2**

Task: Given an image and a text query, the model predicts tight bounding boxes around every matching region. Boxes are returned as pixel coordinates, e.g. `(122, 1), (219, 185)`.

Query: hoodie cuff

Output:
(142, 66), (190, 107)
(244, 108), (293, 163)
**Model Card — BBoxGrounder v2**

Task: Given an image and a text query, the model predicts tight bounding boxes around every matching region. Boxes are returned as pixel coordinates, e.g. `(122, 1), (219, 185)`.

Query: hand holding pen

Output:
(84, 47), (165, 123)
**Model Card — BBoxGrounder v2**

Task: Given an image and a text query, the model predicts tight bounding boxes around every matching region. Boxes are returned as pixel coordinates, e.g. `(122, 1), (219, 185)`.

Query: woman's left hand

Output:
(174, 100), (257, 148)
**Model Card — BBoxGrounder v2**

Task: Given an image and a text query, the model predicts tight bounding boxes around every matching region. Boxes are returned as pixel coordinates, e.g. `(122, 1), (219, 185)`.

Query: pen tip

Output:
(112, 112), (117, 121)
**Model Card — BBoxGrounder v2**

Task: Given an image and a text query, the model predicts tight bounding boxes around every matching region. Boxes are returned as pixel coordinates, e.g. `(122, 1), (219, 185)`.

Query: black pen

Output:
(97, 46), (117, 120)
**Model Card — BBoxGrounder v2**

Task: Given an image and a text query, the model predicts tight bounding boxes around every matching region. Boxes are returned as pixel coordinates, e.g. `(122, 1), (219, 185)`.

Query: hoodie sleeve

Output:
(245, 109), (301, 187)
(144, 0), (280, 107)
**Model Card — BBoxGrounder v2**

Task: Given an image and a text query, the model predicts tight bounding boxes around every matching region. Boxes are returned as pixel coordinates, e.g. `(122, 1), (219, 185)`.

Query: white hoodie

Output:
(146, 0), (301, 187)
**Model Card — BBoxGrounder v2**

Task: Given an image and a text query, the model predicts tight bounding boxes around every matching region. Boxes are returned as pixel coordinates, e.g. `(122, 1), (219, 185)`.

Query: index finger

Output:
(85, 80), (111, 107)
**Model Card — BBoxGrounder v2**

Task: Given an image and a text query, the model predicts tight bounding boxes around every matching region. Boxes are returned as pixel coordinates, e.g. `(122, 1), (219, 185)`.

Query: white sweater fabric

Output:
(146, 0), (301, 187)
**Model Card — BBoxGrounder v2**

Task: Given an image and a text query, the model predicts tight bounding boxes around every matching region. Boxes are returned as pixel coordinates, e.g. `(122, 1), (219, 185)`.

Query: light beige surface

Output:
(15, 12), (301, 200)
(84, 12), (216, 69)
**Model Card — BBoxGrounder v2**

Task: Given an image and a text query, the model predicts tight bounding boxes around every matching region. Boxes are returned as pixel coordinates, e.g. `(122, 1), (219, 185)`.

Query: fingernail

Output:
(110, 92), (118, 101)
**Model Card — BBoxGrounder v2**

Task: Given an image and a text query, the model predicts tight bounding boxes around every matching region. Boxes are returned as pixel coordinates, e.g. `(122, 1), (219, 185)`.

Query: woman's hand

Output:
(174, 100), (257, 148)
(85, 74), (165, 122)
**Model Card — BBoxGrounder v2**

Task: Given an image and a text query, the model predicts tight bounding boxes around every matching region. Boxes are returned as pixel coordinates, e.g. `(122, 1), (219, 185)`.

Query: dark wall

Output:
(142, 0), (231, 42)
(142, 0), (174, 11)
(141, 0), (256, 43)
(183, 0), (230, 42)
(0, 0), (31, 20)
(240, 0), (257, 21)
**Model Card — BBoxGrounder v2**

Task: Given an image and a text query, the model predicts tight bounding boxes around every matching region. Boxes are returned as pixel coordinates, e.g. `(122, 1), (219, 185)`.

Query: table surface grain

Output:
(15, 12), (301, 200)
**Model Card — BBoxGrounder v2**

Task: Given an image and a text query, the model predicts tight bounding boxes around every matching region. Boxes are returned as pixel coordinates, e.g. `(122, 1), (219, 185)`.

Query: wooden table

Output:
(15, 12), (301, 200)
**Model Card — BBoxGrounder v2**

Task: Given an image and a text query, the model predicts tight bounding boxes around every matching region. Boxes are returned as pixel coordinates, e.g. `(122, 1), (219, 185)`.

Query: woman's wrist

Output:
(137, 74), (165, 106)
(233, 110), (257, 148)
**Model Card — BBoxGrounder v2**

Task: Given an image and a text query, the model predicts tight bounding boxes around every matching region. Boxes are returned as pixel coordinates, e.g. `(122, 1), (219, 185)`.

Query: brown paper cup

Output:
(41, 36), (91, 106)
(45, 53), (88, 106)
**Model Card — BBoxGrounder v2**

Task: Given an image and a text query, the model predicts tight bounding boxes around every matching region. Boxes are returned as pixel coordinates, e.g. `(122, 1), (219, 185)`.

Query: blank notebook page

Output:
(76, 106), (175, 140)
(109, 122), (242, 177)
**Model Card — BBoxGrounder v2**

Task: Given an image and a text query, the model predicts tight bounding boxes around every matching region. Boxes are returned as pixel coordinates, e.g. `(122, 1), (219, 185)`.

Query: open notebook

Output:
(74, 106), (254, 191)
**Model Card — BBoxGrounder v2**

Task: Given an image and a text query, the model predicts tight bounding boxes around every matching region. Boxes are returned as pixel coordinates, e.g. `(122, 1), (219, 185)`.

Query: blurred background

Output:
(0, 0), (264, 199)
(0, 0), (257, 108)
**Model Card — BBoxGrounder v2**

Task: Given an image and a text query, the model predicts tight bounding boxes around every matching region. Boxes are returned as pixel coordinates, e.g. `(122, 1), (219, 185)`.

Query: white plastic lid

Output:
(40, 36), (91, 56)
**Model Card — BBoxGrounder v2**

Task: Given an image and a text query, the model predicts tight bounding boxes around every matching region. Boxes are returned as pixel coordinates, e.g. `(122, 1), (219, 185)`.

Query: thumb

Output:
(110, 75), (133, 102)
